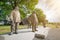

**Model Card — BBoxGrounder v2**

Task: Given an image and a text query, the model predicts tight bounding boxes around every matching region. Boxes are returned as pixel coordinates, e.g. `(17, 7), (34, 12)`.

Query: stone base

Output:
(0, 29), (34, 40)
(0, 34), (21, 40)
(35, 34), (45, 39)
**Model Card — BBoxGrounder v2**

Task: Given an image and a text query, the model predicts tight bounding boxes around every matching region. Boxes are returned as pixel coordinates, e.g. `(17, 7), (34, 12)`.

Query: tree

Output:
(0, 0), (38, 20)
(34, 9), (46, 23)
(34, 8), (46, 27)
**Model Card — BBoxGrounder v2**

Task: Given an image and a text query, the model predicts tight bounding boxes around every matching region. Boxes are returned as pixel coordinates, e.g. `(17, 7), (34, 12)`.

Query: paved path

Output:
(0, 27), (60, 40)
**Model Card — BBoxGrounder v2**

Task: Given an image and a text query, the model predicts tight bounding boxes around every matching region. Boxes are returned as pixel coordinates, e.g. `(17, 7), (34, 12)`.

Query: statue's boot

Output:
(14, 32), (18, 34)
(9, 32), (13, 35)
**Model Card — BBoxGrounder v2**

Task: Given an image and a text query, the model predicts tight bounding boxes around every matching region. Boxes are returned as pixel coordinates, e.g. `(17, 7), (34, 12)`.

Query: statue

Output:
(9, 6), (21, 35)
(27, 11), (38, 32)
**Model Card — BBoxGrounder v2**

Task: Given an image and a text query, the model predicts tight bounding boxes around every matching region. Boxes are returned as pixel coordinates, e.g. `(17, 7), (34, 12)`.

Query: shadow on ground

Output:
(0, 30), (32, 35)
(0, 35), (5, 40)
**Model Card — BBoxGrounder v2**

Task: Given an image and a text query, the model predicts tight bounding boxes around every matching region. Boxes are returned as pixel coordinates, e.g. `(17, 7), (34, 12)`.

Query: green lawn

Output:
(46, 24), (60, 28)
(0, 25), (10, 34)
(0, 25), (28, 34)
(0, 24), (60, 34)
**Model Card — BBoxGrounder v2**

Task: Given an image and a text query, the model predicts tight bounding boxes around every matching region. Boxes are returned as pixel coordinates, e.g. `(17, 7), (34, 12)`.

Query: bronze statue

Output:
(27, 11), (38, 32)
(10, 6), (21, 35)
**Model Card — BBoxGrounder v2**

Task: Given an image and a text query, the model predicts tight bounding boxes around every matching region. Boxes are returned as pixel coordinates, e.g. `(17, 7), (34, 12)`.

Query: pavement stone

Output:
(0, 27), (60, 40)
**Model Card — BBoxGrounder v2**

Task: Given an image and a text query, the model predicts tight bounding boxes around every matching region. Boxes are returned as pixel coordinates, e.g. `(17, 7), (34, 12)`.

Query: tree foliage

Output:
(34, 8), (46, 23)
(0, 0), (38, 20)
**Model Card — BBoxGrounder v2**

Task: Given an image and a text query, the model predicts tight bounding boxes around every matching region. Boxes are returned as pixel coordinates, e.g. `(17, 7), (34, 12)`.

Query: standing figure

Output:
(28, 11), (38, 32)
(10, 6), (21, 35)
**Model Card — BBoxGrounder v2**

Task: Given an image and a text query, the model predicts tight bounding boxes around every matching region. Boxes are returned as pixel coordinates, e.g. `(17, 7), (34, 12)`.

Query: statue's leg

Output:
(11, 24), (13, 32)
(9, 21), (15, 35)
(35, 25), (38, 31)
(15, 22), (19, 34)
(32, 23), (36, 32)
(34, 24), (38, 31)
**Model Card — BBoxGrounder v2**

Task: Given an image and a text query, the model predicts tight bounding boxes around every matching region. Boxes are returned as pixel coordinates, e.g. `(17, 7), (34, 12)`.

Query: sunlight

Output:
(35, 0), (60, 22)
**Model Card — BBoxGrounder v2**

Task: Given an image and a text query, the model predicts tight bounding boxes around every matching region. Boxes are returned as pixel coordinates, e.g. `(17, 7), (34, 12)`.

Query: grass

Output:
(0, 24), (60, 34)
(46, 23), (60, 28)
(0, 25), (28, 35)
(0, 25), (10, 34)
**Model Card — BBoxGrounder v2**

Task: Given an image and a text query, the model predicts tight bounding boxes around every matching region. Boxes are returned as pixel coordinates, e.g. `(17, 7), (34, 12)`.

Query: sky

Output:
(35, 0), (60, 22)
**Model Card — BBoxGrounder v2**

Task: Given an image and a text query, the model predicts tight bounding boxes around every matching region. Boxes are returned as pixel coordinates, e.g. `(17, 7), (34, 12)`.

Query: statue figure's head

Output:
(32, 11), (36, 14)
(15, 6), (19, 9)
(14, 6), (19, 10)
